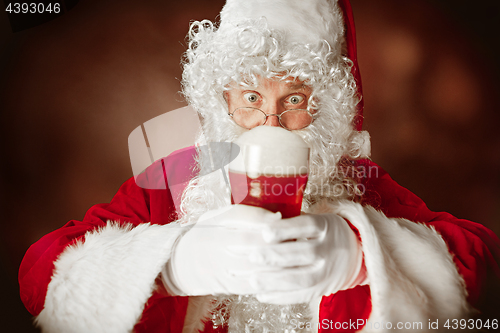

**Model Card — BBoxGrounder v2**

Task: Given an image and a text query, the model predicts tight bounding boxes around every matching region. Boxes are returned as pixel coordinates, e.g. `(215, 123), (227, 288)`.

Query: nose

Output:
(263, 115), (280, 127)
(262, 101), (283, 127)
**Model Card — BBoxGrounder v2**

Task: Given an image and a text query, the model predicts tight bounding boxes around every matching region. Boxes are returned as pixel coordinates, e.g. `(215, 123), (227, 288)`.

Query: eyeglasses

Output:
(228, 107), (315, 130)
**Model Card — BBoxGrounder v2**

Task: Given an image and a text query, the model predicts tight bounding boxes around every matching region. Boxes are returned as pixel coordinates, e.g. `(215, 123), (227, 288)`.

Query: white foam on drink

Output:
(230, 127), (310, 177)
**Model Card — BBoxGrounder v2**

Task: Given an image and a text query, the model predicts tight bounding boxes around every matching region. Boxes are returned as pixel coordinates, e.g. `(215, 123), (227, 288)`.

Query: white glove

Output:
(253, 213), (365, 304)
(163, 204), (333, 296)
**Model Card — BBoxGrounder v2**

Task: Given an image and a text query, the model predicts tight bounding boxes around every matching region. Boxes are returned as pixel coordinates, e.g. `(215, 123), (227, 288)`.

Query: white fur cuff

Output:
(310, 200), (471, 332)
(36, 221), (187, 333)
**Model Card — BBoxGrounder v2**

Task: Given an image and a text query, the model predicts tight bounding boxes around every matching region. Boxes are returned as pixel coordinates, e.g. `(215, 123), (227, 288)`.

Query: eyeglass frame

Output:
(228, 107), (316, 130)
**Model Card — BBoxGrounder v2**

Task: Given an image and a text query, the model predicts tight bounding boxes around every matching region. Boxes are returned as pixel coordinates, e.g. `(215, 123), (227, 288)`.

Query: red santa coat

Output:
(19, 150), (500, 332)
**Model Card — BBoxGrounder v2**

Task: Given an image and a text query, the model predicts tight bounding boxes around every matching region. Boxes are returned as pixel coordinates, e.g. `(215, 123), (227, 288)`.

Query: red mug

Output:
(229, 127), (310, 218)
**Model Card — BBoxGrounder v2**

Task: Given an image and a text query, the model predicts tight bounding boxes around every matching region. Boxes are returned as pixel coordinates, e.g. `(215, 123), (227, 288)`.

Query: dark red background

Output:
(1, 0), (499, 331)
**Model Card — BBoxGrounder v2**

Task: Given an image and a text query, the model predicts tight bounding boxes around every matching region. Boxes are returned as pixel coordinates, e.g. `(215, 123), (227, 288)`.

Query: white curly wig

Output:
(179, 0), (370, 224)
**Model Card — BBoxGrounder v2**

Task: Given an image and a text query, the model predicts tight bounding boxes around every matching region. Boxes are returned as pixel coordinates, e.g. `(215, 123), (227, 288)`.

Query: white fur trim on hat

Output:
(35, 221), (187, 333)
(219, 0), (344, 49)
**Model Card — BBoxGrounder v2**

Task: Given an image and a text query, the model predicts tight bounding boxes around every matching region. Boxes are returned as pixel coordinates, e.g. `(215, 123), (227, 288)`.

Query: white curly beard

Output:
(179, 109), (365, 331)
(210, 295), (314, 333)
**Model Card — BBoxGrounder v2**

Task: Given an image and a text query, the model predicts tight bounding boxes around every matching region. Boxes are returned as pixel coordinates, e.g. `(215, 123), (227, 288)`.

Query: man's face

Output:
(225, 77), (314, 129)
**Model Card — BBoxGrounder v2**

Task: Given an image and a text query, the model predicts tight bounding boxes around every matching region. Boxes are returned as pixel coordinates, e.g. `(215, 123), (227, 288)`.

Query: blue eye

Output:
(288, 95), (304, 105)
(244, 92), (259, 103)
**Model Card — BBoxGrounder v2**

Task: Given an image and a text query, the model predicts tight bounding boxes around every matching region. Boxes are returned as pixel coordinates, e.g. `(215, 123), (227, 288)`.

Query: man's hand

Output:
(254, 212), (364, 304)
(166, 204), (289, 296)
(165, 205), (363, 301)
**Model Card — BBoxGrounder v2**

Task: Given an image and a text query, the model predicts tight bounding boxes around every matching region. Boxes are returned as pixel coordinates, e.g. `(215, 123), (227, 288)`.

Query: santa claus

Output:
(19, 0), (500, 332)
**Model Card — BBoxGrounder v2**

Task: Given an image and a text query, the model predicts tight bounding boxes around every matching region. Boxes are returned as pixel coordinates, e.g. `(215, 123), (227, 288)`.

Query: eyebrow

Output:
(286, 82), (309, 91)
(234, 81), (309, 92)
